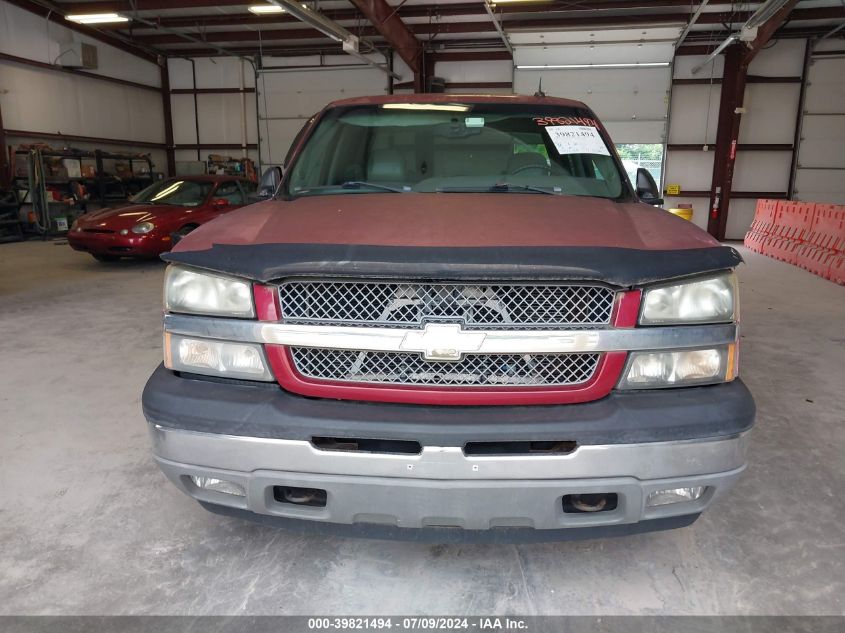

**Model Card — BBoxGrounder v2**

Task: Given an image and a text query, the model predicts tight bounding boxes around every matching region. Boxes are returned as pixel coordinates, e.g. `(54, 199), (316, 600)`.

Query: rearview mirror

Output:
(635, 168), (664, 206)
(253, 166), (283, 202)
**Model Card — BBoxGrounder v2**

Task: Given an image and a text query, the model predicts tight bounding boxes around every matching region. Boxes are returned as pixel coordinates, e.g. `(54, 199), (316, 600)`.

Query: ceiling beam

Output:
(119, 6), (845, 47)
(59, 0), (733, 15)
(741, 0), (801, 63)
(347, 0), (424, 90)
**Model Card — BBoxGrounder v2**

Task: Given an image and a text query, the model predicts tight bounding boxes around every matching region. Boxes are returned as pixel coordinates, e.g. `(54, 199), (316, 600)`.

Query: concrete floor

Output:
(0, 240), (843, 616)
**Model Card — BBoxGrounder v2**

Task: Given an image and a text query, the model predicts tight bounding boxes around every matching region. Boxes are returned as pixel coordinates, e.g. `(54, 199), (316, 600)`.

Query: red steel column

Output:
(707, 43), (748, 239)
(160, 60), (177, 177)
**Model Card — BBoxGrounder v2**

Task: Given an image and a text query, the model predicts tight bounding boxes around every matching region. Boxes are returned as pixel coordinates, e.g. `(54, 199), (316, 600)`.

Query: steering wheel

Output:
(509, 163), (552, 176)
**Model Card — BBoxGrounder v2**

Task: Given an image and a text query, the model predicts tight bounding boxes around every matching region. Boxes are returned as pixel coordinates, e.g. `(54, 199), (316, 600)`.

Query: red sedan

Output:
(68, 175), (256, 262)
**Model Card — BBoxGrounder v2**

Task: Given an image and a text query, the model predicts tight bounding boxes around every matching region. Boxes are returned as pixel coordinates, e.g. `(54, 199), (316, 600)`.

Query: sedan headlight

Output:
(131, 221), (155, 234)
(164, 265), (254, 318)
(165, 333), (273, 381)
(618, 345), (737, 389)
(640, 273), (737, 325)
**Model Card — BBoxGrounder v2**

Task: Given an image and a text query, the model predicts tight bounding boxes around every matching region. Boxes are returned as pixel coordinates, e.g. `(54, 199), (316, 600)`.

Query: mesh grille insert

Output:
(278, 281), (614, 330)
(290, 348), (601, 387)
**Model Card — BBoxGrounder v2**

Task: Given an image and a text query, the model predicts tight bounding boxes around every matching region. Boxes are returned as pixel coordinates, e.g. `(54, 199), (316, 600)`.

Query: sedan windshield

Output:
(131, 179), (214, 207)
(286, 103), (625, 199)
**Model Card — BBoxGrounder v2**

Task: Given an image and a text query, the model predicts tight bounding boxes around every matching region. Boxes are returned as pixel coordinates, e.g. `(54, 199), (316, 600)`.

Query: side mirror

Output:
(635, 167), (664, 206)
(210, 198), (230, 208)
(253, 166), (283, 201)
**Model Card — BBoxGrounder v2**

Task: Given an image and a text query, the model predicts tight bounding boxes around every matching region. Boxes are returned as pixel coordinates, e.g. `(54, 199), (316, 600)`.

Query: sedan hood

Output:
(77, 204), (184, 231)
(165, 194), (741, 286)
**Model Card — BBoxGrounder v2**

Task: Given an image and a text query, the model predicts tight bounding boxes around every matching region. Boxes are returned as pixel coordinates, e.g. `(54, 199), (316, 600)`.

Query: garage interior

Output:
(1, 0), (844, 617)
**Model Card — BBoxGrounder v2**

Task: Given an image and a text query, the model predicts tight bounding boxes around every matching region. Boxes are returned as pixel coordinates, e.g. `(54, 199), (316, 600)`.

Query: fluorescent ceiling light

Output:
(248, 4), (286, 14)
(491, 0), (550, 4)
(516, 62), (670, 69)
(382, 103), (470, 112)
(66, 13), (129, 24)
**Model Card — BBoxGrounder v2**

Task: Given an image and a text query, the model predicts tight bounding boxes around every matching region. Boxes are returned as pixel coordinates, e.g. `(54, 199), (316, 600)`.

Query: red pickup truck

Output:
(142, 94), (753, 542)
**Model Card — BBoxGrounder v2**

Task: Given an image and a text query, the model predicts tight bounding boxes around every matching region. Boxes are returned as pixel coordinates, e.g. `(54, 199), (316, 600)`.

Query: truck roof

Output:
(327, 93), (591, 110)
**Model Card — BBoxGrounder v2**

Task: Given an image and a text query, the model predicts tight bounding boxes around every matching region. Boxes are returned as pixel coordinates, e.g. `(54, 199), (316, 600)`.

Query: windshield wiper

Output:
(341, 181), (409, 193)
(294, 181), (410, 195)
(490, 183), (562, 195)
(437, 183), (561, 195)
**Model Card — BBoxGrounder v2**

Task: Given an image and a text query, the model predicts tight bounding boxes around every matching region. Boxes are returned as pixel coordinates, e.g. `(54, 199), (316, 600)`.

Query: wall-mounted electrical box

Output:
(58, 42), (98, 69)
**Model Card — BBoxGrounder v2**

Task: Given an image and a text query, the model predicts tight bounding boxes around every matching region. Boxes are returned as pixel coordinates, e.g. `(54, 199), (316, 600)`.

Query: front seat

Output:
(368, 149), (408, 183)
(506, 152), (550, 175)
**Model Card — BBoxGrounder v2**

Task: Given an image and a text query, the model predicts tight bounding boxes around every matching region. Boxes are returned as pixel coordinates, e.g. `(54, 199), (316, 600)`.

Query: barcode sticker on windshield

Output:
(545, 125), (610, 156)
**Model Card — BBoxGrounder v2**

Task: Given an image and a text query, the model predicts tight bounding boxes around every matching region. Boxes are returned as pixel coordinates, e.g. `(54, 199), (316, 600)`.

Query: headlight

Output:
(618, 345), (737, 389)
(164, 265), (254, 318)
(640, 273), (737, 325)
(165, 333), (273, 381)
(131, 221), (155, 234)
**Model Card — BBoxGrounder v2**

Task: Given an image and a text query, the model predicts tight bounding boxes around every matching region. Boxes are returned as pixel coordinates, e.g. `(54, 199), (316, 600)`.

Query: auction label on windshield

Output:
(545, 125), (610, 156)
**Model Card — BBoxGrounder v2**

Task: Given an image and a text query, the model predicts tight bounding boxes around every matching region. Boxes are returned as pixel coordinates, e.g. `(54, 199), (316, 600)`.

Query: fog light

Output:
(190, 476), (246, 497)
(647, 486), (705, 507)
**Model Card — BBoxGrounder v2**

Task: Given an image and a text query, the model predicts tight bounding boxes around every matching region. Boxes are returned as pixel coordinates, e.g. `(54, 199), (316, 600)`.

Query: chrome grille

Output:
(278, 281), (615, 329)
(290, 348), (601, 387)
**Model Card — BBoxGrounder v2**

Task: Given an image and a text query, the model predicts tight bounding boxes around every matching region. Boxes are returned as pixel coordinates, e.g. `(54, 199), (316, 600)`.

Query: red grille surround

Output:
(255, 283), (641, 406)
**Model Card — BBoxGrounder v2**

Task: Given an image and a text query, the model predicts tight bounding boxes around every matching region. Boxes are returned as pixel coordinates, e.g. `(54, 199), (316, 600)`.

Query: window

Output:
(214, 181), (245, 204)
(240, 180), (258, 196)
(131, 179), (213, 207)
(615, 143), (664, 188)
(286, 103), (626, 200)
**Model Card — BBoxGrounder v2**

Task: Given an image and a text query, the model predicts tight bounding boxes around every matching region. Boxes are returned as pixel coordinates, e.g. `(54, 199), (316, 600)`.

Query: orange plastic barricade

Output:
(795, 204), (845, 278)
(761, 201), (816, 265)
(744, 199), (780, 253)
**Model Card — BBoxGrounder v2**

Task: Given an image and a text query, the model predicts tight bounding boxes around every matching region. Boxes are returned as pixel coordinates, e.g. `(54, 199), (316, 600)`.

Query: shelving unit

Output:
(0, 188), (23, 243)
(205, 154), (256, 181)
(10, 146), (156, 235)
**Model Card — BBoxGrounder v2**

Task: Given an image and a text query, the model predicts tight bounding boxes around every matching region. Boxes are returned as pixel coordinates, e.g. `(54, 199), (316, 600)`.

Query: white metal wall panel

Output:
(732, 151), (793, 192)
(794, 51), (845, 203)
(168, 57), (256, 90)
(0, 0), (160, 87)
(0, 64), (164, 144)
(434, 60), (512, 84)
(796, 114), (845, 168)
(666, 43), (809, 238)
(664, 151), (714, 192)
(747, 38), (806, 77)
(667, 83), (721, 145)
(724, 199), (758, 239)
(738, 84), (800, 144)
(803, 58), (845, 113)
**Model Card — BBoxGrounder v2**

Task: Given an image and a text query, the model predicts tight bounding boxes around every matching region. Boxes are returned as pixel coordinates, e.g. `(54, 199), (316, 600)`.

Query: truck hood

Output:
(164, 194), (741, 286)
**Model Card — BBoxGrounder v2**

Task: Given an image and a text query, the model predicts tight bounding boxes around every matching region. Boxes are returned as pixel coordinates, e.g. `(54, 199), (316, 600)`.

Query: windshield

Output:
(285, 103), (626, 199)
(131, 179), (214, 207)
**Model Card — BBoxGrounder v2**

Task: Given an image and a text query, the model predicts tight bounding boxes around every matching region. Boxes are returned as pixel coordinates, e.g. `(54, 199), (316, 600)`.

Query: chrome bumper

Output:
(150, 424), (750, 531)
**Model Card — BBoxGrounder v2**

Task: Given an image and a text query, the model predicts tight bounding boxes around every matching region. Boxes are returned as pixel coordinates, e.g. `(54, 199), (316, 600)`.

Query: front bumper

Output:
(67, 230), (167, 257)
(143, 366), (754, 541)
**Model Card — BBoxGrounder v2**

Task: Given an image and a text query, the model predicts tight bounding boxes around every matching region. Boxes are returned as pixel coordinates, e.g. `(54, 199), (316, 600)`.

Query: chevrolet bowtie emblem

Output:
(400, 323), (486, 361)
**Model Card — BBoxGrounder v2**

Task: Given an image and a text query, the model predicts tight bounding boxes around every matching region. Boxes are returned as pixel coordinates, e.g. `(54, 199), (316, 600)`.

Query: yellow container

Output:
(668, 207), (694, 221)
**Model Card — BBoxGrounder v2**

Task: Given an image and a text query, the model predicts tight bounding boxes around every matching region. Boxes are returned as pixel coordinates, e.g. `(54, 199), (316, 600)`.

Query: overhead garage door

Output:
(794, 47), (845, 204)
(256, 56), (391, 167)
(512, 26), (680, 147)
